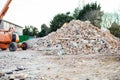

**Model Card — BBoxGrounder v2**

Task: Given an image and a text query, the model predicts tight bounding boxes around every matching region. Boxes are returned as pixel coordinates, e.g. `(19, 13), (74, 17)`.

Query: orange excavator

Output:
(0, 0), (28, 51)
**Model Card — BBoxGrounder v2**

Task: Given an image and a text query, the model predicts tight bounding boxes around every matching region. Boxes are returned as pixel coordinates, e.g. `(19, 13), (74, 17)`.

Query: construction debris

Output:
(27, 20), (120, 55)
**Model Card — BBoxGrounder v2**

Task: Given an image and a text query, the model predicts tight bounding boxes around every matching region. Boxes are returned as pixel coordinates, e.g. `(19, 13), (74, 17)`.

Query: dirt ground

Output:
(0, 49), (120, 80)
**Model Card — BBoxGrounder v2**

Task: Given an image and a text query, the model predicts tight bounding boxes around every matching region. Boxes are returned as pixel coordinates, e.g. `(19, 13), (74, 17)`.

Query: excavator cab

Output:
(0, 0), (28, 51)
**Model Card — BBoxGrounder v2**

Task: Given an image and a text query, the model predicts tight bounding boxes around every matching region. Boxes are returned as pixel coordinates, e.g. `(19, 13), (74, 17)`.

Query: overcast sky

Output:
(0, 0), (120, 29)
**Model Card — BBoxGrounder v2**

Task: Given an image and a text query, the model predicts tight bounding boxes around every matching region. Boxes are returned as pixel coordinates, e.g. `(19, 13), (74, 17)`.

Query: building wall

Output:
(0, 20), (23, 35)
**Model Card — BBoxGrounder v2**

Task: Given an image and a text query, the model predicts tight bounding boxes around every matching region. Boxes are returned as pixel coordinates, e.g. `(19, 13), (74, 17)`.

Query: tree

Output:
(101, 12), (120, 38)
(109, 22), (120, 38)
(73, 7), (80, 19)
(50, 12), (73, 32)
(32, 27), (39, 36)
(23, 25), (39, 37)
(101, 12), (120, 28)
(38, 24), (50, 37)
(101, 13), (113, 28)
(23, 26), (30, 35)
(77, 2), (100, 20)
(75, 2), (103, 28)
(83, 10), (103, 27)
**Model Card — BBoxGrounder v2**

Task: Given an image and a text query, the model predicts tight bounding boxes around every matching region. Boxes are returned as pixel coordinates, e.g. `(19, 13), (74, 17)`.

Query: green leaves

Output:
(109, 22), (120, 38)
(50, 12), (73, 32)
(76, 2), (103, 28)
(38, 24), (50, 37)
(23, 25), (39, 36)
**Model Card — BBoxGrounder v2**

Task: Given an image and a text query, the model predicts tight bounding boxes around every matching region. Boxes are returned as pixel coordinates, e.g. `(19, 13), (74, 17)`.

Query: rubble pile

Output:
(27, 20), (120, 54)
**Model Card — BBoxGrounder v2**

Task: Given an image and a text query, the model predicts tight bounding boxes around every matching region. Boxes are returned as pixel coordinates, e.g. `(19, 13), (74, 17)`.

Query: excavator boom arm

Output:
(0, 0), (12, 20)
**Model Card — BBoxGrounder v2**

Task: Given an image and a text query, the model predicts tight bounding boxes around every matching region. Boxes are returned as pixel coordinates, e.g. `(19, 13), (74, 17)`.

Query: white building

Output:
(0, 19), (23, 35)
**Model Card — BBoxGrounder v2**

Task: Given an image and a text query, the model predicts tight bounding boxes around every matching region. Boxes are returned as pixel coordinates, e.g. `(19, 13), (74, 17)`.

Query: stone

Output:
(9, 74), (28, 80)
(0, 72), (4, 77)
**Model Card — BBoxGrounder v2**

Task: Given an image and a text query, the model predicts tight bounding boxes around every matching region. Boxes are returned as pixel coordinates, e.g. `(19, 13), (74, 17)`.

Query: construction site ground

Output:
(0, 49), (120, 80)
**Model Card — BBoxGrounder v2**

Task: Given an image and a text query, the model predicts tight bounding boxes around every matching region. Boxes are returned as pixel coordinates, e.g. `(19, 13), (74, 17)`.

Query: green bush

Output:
(109, 22), (120, 38)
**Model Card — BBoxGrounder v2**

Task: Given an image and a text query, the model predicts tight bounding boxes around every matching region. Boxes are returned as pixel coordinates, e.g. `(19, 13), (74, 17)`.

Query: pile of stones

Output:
(27, 20), (120, 55)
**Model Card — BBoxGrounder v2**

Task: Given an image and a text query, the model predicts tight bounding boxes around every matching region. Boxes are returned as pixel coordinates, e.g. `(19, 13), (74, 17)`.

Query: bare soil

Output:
(0, 49), (120, 80)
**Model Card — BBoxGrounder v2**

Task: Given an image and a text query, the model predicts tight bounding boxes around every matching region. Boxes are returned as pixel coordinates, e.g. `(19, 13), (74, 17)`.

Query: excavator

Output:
(0, 0), (28, 51)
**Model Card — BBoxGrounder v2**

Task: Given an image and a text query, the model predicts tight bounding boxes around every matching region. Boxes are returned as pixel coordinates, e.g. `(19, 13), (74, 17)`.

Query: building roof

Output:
(2, 19), (23, 28)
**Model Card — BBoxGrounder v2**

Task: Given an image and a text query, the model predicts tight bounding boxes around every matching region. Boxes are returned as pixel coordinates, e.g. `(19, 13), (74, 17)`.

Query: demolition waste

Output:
(27, 20), (120, 55)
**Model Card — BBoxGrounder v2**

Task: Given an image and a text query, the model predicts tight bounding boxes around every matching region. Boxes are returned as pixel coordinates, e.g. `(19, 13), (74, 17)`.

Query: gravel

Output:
(0, 49), (120, 80)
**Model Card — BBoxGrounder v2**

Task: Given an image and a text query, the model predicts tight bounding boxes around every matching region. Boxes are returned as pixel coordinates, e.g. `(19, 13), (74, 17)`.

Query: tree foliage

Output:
(77, 2), (101, 19)
(101, 12), (120, 28)
(83, 10), (103, 27)
(23, 25), (39, 36)
(38, 24), (50, 37)
(109, 22), (120, 38)
(75, 2), (103, 28)
(73, 7), (80, 19)
(50, 12), (73, 32)
(23, 26), (30, 35)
